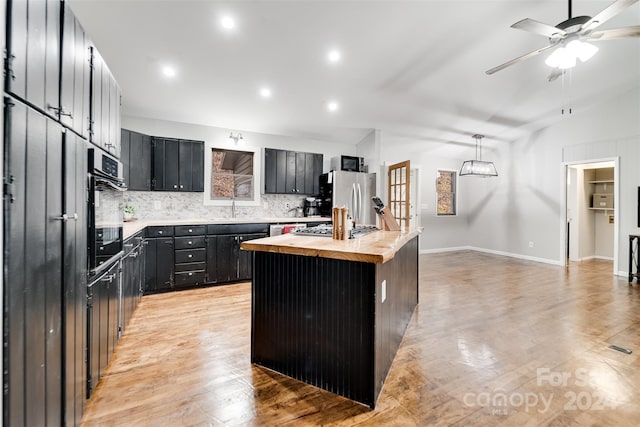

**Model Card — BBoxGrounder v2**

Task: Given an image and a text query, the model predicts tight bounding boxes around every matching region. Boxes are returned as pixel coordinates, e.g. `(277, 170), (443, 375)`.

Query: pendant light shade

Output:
(460, 134), (498, 177)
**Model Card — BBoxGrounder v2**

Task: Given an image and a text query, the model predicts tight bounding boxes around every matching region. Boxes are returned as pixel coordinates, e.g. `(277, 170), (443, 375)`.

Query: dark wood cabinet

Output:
(121, 128), (152, 191)
(207, 224), (268, 283)
(144, 237), (174, 293)
(152, 137), (204, 192)
(87, 260), (119, 398)
(264, 148), (323, 195)
(60, 3), (91, 138)
(90, 46), (121, 157)
(5, 0), (60, 121)
(121, 235), (144, 335)
(4, 98), (88, 426)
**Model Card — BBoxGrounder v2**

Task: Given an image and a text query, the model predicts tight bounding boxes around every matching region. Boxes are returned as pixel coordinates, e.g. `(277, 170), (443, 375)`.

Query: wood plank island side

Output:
(241, 229), (421, 408)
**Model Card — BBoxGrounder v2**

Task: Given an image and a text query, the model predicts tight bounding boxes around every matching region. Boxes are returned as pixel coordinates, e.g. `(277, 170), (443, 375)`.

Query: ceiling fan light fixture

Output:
(572, 40), (598, 62)
(558, 52), (577, 69)
(545, 47), (564, 68)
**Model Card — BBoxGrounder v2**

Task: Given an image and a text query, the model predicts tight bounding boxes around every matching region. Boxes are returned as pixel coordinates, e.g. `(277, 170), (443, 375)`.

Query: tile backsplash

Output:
(124, 191), (311, 220)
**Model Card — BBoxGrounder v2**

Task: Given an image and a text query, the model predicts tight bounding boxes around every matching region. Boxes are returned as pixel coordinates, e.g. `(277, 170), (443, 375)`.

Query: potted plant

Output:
(123, 204), (136, 221)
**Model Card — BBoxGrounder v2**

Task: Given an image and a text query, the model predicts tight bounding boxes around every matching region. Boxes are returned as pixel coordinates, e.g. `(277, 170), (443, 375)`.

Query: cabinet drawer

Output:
(175, 248), (205, 263)
(175, 225), (206, 236)
(175, 262), (206, 273)
(174, 271), (206, 287)
(207, 223), (269, 235)
(174, 236), (205, 250)
(146, 226), (173, 238)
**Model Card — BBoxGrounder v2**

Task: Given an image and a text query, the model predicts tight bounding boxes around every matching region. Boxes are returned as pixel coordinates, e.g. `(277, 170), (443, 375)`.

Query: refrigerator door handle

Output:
(357, 183), (362, 224)
(351, 183), (356, 219)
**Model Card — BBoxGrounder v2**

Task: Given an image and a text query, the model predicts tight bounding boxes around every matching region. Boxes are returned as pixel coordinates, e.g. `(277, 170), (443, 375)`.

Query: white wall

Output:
(463, 87), (639, 268)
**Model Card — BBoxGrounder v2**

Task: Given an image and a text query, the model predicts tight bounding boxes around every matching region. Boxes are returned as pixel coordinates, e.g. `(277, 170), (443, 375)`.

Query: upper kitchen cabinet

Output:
(264, 148), (323, 195)
(90, 46), (121, 158)
(121, 129), (152, 191)
(152, 138), (204, 192)
(60, 3), (91, 138)
(6, 0), (61, 120)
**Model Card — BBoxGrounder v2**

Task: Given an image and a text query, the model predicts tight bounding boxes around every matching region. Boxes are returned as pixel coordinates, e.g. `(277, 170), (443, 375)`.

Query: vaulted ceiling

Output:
(69, 0), (640, 145)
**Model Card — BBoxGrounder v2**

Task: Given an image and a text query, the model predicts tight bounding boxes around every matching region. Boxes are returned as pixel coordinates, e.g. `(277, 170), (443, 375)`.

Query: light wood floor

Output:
(81, 252), (640, 426)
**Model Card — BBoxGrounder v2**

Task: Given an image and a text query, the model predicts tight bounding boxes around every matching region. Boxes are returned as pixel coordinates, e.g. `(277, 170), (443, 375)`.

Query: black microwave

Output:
(331, 155), (365, 172)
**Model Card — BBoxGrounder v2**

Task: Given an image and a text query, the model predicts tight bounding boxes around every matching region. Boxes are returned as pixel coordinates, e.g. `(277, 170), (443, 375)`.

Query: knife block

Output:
(378, 207), (401, 231)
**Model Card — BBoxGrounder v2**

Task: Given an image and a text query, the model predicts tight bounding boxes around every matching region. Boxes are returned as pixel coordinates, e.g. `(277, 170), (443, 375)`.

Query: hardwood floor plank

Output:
(81, 252), (640, 426)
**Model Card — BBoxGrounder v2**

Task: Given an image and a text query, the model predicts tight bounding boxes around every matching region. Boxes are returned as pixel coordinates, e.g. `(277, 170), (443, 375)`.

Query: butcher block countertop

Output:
(240, 228), (422, 264)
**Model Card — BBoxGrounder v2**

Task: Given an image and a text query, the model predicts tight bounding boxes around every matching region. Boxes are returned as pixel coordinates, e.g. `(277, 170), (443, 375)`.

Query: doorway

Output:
(564, 159), (618, 275)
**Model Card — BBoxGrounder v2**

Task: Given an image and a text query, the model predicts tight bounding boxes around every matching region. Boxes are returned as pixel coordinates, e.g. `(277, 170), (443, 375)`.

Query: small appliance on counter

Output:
(303, 197), (323, 217)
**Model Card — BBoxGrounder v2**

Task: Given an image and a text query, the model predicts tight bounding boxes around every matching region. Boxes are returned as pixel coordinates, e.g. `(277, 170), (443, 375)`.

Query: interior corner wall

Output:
(464, 86), (640, 267)
(355, 129), (381, 194)
(378, 131), (472, 251)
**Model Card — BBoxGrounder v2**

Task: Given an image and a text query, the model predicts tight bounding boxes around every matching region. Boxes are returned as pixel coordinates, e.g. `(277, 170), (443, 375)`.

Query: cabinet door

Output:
(100, 59), (111, 153)
(89, 47), (103, 148)
(216, 235), (239, 282)
(206, 235), (217, 283)
(128, 131), (151, 191)
(286, 151), (297, 193)
(6, 0), (60, 119)
(238, 233), (266, 280)
(62, 131), (88, 425)
(120, 129), (131, 186)
(4, 100), (65, 426)
(264, 148), (276, 193)
(304, 153), (315, 195)
(276, 149), (287, 193)
(108, 75), (121, 157)
(191, 141), (205, 192)
(144, 238), (157, 293)
(313, 154), (323, 195)
(107, 269), (119, 363)
(178, 140), (193, 191)
(60, 4), (90, 137)
(153, 138), (180, 191)
(156, 237), (175, 290)
(295, 152), (306, 193)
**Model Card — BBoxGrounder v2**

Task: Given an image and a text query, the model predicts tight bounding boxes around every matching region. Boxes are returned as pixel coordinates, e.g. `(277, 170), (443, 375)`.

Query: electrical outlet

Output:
(263, 202), (268, 209)
(529, 241), (534, 248)
(285, 202), (291, 210)
(153, 201), (161, 210)
(381, 280), (387, 303)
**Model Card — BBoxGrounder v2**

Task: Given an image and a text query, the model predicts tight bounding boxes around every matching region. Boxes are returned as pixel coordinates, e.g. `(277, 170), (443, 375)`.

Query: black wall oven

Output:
(88, 147), (127, 276)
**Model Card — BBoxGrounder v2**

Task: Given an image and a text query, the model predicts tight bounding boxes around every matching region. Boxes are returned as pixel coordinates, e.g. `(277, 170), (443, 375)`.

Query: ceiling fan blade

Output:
(486, 45), (555, 75)
(588, 25), (640, 40)
(582, 0), (639, 32)
(511, 18), (566, 38)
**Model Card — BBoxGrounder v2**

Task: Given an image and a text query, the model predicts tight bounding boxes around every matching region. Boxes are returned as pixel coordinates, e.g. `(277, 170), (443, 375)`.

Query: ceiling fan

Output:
(486, 0), (640, 81)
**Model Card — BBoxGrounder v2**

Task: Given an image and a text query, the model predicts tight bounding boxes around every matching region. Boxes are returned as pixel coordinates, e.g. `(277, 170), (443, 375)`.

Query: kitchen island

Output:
(241, 228), (420, 408)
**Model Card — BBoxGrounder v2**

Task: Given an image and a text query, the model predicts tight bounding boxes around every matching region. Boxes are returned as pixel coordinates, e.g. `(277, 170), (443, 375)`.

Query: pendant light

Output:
(459, 134), (498, 177)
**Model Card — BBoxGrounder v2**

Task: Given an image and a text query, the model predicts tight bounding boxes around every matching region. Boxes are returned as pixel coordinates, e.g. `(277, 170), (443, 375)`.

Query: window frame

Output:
(203, 143), (261, 207)
(435, 169), (458, 217)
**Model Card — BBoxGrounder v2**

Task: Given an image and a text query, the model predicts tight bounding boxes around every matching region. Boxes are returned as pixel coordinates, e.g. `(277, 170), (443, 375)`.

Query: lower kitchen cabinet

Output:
(86, 260), (120, 397)
(144, 237), (174, 292)
(121, 234), (144, 334)
(238, 234), (268, 280)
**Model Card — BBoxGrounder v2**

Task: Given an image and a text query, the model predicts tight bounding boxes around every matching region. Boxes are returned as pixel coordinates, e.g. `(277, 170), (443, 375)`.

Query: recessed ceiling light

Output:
(327, 101), (339, 112)
(221, 15), (235, 30)
(328, 50), (341, 63)
(259, 87), (272, 98)
(162, 66), (176, 78)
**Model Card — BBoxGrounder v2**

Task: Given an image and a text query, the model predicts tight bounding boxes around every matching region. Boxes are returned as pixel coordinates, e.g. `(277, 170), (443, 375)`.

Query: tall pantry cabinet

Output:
(3, 1), (119, 425)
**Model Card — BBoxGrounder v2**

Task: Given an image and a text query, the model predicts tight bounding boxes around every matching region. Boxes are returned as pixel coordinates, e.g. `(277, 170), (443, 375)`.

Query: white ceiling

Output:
(68, 0), (640, 146)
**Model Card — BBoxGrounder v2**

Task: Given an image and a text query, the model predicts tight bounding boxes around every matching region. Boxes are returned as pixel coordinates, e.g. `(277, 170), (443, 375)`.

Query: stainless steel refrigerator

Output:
(319, 171), (377, 225)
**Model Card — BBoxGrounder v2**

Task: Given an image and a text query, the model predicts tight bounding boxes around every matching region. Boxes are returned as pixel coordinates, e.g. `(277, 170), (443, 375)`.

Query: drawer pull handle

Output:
(188, 272), (193, 276)
(188, 254), (193, 258)
(158, 230), (163, 234)
(188, 241), (193, 245)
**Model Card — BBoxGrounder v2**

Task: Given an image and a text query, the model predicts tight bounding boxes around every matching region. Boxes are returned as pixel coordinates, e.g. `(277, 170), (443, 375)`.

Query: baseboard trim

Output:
(420, 246), (563, 266)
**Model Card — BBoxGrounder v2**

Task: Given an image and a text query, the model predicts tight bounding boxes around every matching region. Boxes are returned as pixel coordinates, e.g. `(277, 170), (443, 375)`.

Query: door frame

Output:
(560, 157), (619, 275)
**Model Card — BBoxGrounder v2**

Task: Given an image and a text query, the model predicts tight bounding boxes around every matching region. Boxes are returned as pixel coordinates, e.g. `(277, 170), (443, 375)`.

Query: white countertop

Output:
(123, 217), (331, 239)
